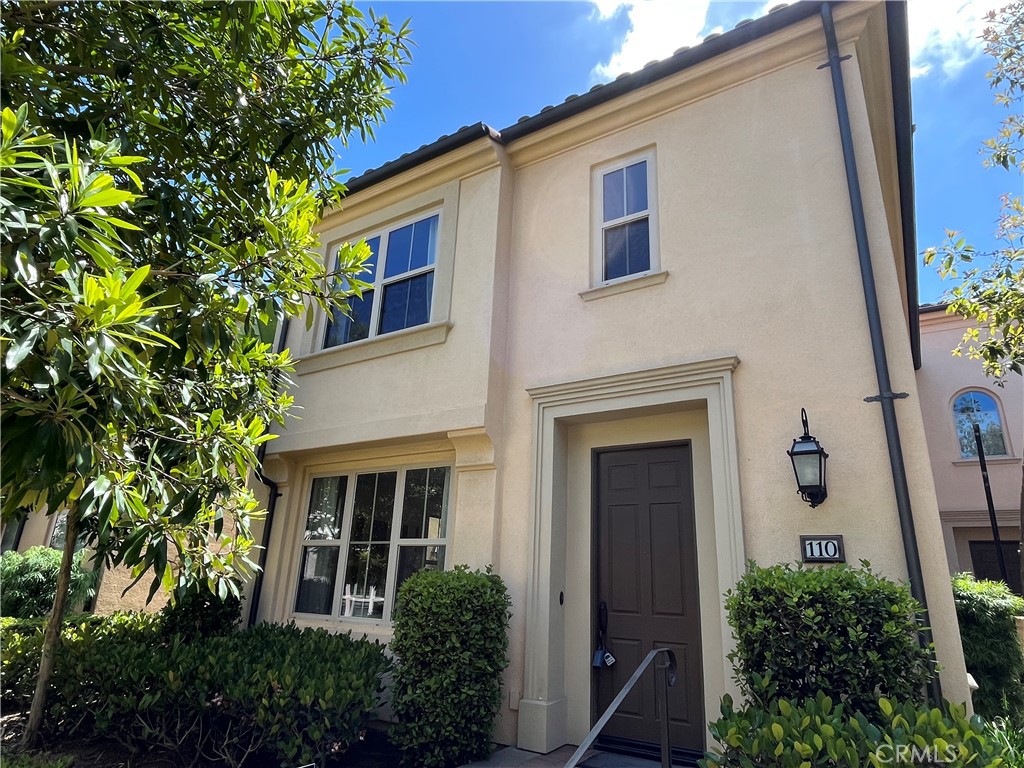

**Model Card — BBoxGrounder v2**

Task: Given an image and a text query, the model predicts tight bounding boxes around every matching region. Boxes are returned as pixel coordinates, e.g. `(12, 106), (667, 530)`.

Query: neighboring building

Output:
(244, 0), (969, 758)
(917, 304), (1022, 594)
(0, 511), (169, 614)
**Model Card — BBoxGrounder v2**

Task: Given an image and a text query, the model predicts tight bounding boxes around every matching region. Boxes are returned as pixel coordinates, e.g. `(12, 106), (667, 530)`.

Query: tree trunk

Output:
(21, 504), (80, 748)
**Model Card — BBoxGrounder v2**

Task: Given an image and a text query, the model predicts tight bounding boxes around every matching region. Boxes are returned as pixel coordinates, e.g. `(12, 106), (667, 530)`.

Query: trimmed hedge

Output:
(952, 573), (1024, 725)
(390, 565), (512, 768)
(0, 547), (98, 618)
(701, 693), (1010, 768)
(725, 562), (934, 716)
(1, 613), (389, 767)
(159, 584), (241, 640)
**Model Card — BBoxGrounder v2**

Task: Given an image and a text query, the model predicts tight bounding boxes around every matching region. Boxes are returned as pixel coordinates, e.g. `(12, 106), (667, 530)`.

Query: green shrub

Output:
(701, 692), (1010, 768)
(725, 562), (933, 715)
(159, 584), (241, 640)
(952, 573), (1024, 725)
(2, 753), (74, 768)
(390, 565), (512, 768)
(0, 614), (389, 767)
(0, 546), (98, 618)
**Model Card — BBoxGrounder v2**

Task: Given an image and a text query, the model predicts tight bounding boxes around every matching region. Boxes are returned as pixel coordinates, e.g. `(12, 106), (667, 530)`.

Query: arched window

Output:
(953, 390), (1007, 458)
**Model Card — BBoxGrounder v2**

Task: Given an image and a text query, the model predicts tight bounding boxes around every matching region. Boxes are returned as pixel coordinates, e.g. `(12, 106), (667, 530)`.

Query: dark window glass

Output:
(627, 218), (650, 274)
(604, 224), (628, 280)
(351, 472), (396, 542)
(379, 273), (433, 334)
(400, 467), (450, 538)
(409, 215), (438, 272)
(303, 476), (347, 540)
(324, 236), (379, 348)
(343, 544), (390, 619)
(295, 546), (339, 614)
(603, 168), (625, 222)
(625, 161), (648, 215)
(384, 223), (414, 278)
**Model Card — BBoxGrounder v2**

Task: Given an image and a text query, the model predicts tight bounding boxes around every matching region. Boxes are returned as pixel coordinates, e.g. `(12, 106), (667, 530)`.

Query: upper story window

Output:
(593, 151), (659, 285)
(294, 465), (450, 622)
(324, 212), (440, 348)
(953, 390), (1008, 458)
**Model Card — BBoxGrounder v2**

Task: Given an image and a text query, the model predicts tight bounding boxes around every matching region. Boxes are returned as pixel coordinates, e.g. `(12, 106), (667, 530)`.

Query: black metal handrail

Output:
(563, 647), (678, 768)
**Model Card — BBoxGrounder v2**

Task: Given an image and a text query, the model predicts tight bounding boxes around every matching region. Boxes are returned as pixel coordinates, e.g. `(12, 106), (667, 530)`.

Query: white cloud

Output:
(590, 0), (992, 84)
(906, 0), (989, 79)
(592, 0), (715, 81)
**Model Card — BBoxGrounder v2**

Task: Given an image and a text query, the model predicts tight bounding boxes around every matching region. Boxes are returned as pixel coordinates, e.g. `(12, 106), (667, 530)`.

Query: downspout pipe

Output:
(246, 316), (290, 628)
(818, 2), (942, 706)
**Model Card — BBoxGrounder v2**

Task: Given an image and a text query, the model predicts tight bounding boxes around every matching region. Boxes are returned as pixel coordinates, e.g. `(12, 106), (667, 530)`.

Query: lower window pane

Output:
(379, 272), (434, 334)
(343, 543), (390, 619)
(325, 290), (373, 347)
(295, 546), (339, 615)
(604, 225), (628, 280)
(626, 219), (650, 274)
(603, 218), (650, 281)
(394, 545), (446, 610)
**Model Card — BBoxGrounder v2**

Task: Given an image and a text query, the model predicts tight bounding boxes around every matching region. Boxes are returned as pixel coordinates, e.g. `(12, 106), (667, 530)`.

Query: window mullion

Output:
(380, 263), (435, 287)
(331, 473), (357, 619)
(368, 232), (387, 339)
(383, 469), (405, 623)
(603, 210), (649, 229)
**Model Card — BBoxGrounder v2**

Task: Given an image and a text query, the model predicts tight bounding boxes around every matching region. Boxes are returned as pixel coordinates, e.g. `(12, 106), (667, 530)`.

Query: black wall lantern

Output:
(788, 408), (828, 508)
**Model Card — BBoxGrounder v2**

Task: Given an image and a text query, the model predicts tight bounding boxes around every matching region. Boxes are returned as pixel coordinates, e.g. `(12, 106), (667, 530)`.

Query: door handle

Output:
(599, 600), (608, 634)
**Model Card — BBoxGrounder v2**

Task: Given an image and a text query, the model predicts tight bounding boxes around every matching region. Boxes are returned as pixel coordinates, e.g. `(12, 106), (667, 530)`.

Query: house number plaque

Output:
(800, 535), (845, 563)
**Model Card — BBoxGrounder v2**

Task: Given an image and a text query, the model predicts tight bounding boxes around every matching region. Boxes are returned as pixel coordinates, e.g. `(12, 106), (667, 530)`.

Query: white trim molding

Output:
(516, 355), (744, 753)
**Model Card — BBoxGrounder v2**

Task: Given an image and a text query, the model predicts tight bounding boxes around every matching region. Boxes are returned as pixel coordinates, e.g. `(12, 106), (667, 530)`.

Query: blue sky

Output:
(341, 1), (1015, 304)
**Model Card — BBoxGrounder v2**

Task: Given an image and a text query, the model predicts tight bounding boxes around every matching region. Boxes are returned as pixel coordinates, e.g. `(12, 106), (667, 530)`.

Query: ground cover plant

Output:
(951, 572), (1024, 725)
(390, 565), (512, 768)
(1, 613), (389, 767)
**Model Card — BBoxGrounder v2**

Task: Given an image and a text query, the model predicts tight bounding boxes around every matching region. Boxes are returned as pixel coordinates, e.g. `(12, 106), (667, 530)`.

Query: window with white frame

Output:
(324, 212), (440, 348)
(953, 390), (1008, 458)
(294, 466), (450, 622)
(594, 152), (658, 284)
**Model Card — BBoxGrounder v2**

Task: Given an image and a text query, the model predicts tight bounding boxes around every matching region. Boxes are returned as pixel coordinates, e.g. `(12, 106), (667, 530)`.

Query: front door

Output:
(594, 443), (704, 755)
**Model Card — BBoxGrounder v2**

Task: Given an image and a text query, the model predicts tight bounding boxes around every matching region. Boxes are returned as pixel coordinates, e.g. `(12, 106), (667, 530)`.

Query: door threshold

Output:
(589, 736), (702, 767)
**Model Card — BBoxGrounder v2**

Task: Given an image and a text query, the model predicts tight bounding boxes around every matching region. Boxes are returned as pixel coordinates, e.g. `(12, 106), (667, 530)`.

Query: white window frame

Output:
(591, 149), (660, 288)
(951, 388), (1011, 459)
(323, 208), (442, 349)
(291, 464), (452, 625)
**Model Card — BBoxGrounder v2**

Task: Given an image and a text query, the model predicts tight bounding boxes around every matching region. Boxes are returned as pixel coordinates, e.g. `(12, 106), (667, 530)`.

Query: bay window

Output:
(324, 212), (440, 348)
(294, 465), (450, 622)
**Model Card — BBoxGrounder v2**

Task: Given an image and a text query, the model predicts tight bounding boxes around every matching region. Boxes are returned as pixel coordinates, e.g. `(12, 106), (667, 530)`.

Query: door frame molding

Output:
(517, 356), (744, 754)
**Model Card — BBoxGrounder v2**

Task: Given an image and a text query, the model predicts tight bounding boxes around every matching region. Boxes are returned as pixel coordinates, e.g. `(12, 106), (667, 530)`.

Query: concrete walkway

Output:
(462, 745), (595, 767)
(462, 746), (663, 767)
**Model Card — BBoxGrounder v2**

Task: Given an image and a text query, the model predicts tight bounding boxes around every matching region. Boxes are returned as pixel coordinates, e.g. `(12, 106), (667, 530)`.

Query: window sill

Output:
(952, 456), (1020, 467)
(291, 614), (394, 642)
(578, 270), (669, 302)
(296, 321), (453, 375)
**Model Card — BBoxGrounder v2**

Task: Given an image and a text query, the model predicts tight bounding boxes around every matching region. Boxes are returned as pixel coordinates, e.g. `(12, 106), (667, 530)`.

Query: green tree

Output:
(923, 1), (1023, 591)
(0, 0), (410, 746)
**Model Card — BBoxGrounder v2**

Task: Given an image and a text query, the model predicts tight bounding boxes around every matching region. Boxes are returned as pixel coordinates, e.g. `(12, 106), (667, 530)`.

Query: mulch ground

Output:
(1, 713), (403, 767)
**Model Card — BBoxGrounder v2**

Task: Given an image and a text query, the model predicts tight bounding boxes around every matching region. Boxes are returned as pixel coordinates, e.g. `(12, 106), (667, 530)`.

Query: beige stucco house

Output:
(240, 0), (969, 757)
(0, 0), (972, 758)
(917, 304), (1022, 592)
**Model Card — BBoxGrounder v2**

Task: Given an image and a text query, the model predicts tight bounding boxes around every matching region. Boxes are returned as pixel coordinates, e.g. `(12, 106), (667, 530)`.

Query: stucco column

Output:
(448, 428), (499, 569)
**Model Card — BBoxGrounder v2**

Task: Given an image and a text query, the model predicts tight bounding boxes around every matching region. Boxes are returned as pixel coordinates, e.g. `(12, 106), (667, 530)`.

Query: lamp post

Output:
(788, 408), (828, 508)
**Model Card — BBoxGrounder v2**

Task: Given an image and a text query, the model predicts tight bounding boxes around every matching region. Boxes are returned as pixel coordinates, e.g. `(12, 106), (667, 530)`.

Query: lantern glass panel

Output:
(792, 451), (821, 487)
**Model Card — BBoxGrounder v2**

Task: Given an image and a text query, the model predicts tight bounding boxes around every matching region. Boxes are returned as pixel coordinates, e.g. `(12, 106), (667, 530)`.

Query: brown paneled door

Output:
(594, 443), (704, 755)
